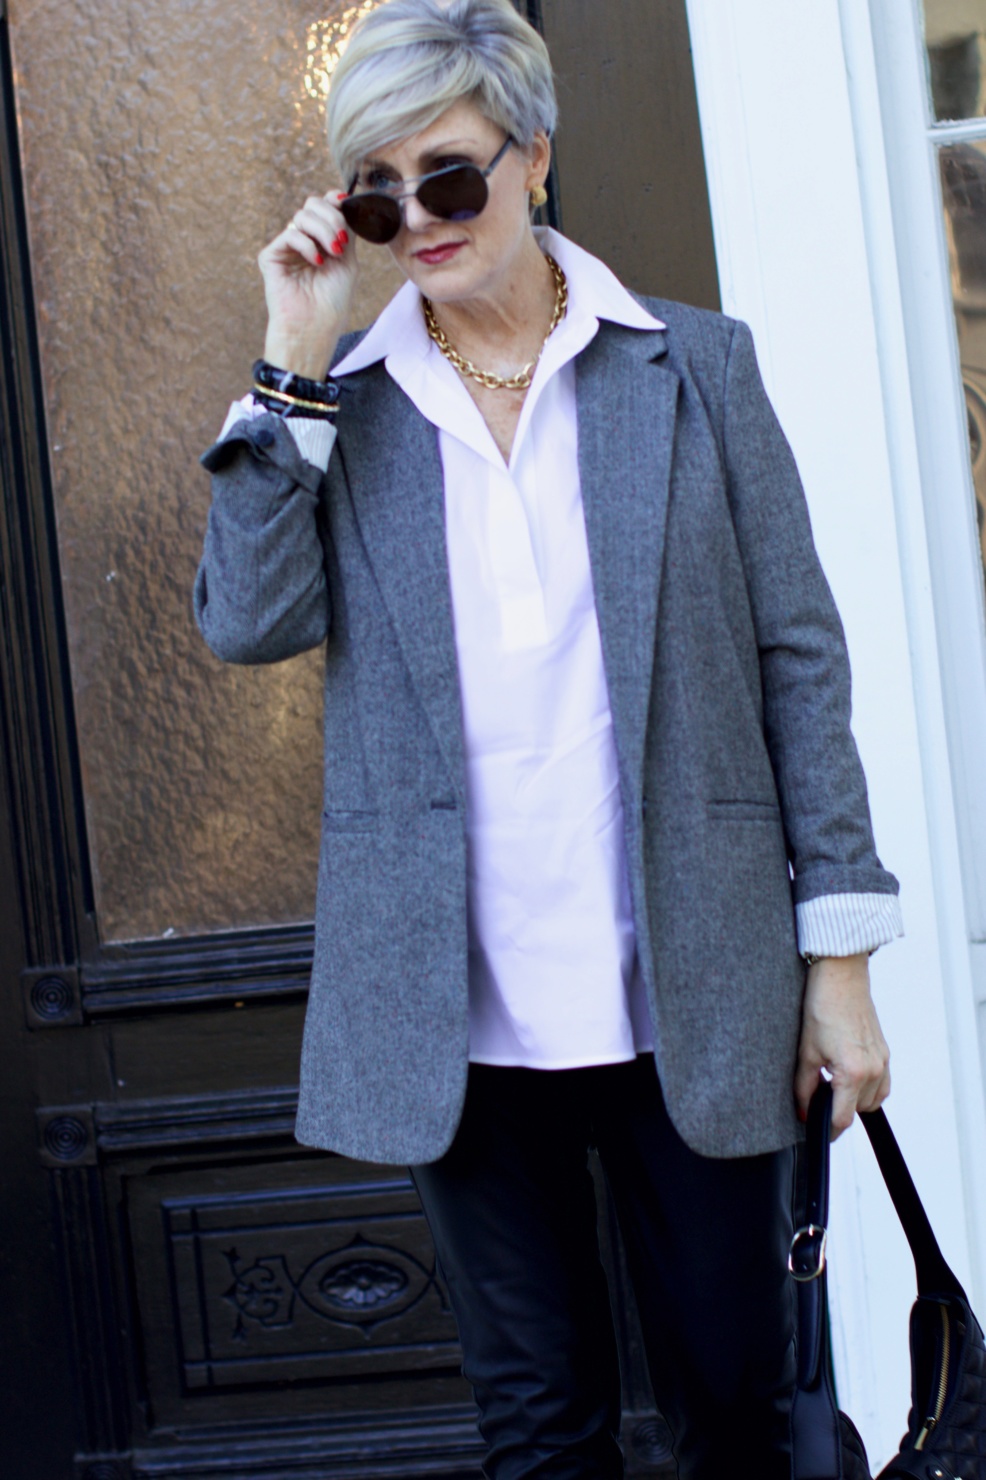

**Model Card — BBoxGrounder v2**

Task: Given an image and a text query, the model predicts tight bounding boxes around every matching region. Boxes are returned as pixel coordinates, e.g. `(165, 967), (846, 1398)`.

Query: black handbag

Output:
(791, 1079), (986, 1480)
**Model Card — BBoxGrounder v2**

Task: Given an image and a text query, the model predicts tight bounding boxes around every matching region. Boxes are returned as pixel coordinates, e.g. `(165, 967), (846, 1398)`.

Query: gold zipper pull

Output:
(914, 1415), (936, 1450)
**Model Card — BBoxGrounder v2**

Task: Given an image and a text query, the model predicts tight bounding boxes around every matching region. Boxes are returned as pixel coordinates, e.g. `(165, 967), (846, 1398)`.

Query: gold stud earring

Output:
(530, 184), (548, 208)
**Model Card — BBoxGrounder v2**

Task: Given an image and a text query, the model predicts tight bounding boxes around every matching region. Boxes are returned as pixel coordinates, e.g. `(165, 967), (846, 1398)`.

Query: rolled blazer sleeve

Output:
(194, 412), (333, 664)
(721, 320), (899, 906)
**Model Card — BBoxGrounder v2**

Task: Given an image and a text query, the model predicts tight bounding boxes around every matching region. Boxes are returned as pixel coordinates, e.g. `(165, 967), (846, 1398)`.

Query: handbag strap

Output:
(793, 1081), (968, 1479)
(800, 1082), (967, 1308)
(859, 1105), (966, 1301)
(794, 1079), (835, 1391)
(791, 1083), (842, 1477)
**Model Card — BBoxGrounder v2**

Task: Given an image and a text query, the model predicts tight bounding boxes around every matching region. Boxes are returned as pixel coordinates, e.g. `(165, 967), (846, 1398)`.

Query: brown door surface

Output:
(0, 4), (717, 1477)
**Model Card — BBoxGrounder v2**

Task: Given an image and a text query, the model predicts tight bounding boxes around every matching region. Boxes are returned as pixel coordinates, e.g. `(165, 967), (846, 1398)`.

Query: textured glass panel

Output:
(924, 1), (986, 119)
(10, 0), (399, 941)
(940, 141), (986, 585)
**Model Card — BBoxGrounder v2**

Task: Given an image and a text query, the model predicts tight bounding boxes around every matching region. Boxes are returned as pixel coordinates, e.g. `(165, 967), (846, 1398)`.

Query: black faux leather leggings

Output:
(412, 1054), (796, 1480)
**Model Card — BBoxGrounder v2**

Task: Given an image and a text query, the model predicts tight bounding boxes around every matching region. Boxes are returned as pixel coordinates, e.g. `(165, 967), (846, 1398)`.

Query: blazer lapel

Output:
(335, 367), (467, 804)
(576, 323), (679, 802)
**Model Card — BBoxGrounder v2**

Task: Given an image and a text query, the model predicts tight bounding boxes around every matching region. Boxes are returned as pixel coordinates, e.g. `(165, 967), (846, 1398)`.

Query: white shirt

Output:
(219, 227), (903, 1068)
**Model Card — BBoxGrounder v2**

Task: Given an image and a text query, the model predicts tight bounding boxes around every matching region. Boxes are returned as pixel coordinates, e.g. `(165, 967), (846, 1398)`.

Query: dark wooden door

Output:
(0, 4), (717, 1478)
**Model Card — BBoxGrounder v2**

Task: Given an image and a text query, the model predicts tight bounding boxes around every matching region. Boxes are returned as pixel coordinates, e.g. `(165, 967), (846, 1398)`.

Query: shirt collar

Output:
(330, 226), (664, 380)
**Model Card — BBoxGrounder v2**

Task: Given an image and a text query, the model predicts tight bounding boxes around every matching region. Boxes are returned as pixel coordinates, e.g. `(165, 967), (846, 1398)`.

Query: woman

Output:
(195, 2), (902, 1474)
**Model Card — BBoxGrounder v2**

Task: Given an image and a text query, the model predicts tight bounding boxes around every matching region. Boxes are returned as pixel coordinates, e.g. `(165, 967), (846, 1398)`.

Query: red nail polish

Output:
(330, 241), (343, 256)
(315, 251), (325, 265)
(337, 229), (349, 246)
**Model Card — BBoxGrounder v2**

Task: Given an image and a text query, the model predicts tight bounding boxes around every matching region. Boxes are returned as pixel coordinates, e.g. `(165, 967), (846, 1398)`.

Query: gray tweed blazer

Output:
(195, 298), (899, 1166)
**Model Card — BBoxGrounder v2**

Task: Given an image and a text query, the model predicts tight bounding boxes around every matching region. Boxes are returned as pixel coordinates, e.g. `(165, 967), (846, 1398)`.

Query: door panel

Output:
(1, 2), (718, 1476)
(127, 1157), (464, 1416)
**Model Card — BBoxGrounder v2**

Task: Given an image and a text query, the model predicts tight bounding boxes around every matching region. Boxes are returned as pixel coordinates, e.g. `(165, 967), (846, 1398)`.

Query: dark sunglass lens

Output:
(340, 193), (401, 244)
(418, 164), (488, 222)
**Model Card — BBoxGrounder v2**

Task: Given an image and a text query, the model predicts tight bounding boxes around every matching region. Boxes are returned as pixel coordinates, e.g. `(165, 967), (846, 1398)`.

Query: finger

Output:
(829, 1076), (859, 1139)
(282, 224), (328, 266)
(851, 1033), (890, 1114)
(258, 222), (323, 270)
(293, 217), (351, 261)
(856, 1064), (891, 1115)
(286, 211), (335, 260)
(830, 1042), (889, 1134)
(296, 197), (350, 253)
(327, 227), (350, 257)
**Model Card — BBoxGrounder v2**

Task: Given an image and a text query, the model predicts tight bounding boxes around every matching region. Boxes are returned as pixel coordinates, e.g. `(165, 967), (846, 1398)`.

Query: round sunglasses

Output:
(340, 137), (514, 245)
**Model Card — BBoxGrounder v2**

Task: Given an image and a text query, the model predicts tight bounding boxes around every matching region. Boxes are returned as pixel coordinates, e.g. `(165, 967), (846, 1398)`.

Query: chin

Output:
(411, 252), (503, 305)
(408, 260), (476, 300)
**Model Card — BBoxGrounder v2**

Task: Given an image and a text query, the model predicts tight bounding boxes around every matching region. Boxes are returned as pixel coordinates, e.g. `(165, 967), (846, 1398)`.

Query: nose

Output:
(402, 192), (439, 232)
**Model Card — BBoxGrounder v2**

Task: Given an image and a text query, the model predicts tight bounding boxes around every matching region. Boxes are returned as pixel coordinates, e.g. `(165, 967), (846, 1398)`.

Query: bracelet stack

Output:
(251, 360), (340, 419)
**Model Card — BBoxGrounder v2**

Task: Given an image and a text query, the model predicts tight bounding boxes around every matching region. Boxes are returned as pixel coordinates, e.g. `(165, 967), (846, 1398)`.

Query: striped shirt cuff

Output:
(218, 397), (335, 471)
(285, 416), (335, 471)
(796, 892), (904, 958)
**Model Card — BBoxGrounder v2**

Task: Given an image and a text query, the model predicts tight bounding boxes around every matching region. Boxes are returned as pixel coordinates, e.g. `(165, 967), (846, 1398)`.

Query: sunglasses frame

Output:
(342, 136), (515, 244)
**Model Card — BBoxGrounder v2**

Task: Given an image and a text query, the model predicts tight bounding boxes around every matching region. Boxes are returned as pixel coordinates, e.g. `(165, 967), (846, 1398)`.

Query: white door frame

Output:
(684, 0), (986, 1464)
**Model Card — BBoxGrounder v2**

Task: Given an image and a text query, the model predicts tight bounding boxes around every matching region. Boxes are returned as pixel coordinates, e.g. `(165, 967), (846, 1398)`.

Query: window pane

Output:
(924, 1), (986, 119)
(940, 141), (986, 585)
(10, 0), (397, 942)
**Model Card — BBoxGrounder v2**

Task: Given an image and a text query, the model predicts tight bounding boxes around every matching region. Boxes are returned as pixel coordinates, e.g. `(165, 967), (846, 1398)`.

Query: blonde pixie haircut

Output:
(327, 0), (557, 186)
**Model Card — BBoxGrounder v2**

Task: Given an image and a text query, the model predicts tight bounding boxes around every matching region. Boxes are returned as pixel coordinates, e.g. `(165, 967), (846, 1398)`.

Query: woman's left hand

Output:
(794, 953), (890, 1137)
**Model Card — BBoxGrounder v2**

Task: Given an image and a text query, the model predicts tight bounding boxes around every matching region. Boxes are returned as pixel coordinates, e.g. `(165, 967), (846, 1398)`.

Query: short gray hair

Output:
(327, 0), (557, 185)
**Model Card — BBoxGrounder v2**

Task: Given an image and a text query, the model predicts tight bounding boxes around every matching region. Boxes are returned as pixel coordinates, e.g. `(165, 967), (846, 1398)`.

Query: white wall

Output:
(684, 0), (986, 1466)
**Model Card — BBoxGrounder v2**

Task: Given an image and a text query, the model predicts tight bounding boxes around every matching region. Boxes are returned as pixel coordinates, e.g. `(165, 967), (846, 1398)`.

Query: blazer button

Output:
(254, 426), (275, 449)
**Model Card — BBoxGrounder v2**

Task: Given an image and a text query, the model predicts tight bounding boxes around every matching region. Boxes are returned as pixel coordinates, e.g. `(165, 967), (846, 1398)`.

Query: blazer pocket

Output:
(706, 799), (781, 823)
(321, 809), (380, 833)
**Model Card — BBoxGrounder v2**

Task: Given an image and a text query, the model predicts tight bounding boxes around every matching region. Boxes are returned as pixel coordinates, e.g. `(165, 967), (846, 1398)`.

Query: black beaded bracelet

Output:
(251, 359), (340, 419)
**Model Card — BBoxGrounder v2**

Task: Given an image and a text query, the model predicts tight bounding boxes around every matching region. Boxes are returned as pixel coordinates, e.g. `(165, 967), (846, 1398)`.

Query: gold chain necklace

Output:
(422, 253), (568, 391)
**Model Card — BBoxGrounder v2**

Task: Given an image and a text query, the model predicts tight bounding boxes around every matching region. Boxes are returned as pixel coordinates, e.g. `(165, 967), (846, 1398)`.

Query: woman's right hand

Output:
(794, 953), (891, 1137)
(258, 191), (357, 380)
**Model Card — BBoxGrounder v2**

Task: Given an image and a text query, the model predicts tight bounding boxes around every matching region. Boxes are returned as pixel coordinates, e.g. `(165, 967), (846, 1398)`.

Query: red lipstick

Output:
(415, 241), (466, 265)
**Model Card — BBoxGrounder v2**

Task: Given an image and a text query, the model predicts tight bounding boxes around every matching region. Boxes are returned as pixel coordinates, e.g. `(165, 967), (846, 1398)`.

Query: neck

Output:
(428, 231), (557, 372)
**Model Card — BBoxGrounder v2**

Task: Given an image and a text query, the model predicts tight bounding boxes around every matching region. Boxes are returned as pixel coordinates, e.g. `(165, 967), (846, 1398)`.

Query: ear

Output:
(524, 130), (552, 193)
